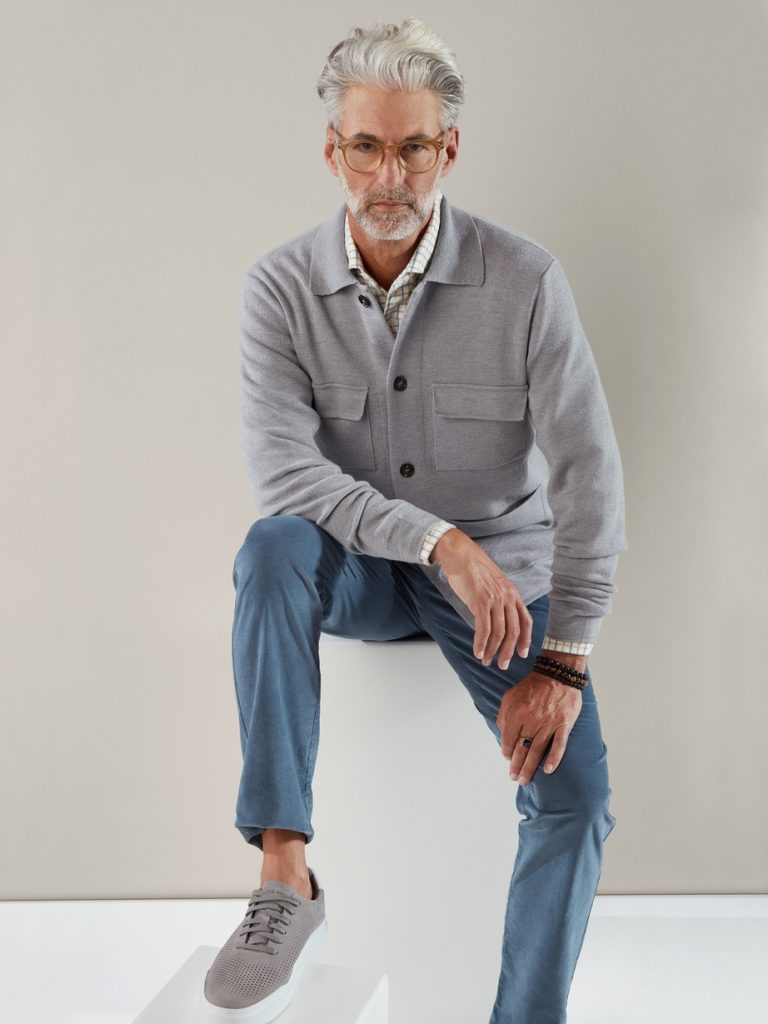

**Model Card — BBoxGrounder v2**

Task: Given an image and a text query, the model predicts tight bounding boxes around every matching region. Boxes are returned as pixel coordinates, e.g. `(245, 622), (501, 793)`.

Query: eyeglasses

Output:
(334, 130), (445, 174)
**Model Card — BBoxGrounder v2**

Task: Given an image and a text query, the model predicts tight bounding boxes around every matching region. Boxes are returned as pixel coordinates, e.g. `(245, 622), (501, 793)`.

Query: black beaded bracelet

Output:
(536, 654), (588, 677)
(533, 654), (588, 691)
(535, 654), (588, 684)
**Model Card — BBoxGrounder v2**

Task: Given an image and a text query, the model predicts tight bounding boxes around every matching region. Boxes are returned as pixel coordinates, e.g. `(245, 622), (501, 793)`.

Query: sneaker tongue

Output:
(243, 880), (302, 948)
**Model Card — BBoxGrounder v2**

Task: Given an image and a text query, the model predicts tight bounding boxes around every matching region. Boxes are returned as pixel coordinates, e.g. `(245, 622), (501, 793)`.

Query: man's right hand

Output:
(430, 529), (533, 670)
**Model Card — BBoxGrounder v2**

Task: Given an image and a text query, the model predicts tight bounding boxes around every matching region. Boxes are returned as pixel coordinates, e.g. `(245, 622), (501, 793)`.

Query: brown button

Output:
(358, 294), (371, 307)
(400, 463), (415, 477)
(394, 376), (407, 391)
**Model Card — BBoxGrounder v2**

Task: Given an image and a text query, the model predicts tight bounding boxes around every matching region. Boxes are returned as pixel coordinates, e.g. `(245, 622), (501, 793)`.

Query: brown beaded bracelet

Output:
(533, 654), (588, 691)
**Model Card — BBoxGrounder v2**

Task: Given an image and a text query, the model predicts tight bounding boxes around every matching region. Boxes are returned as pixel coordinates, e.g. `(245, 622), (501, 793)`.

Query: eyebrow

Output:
(349, 131), (432, 142)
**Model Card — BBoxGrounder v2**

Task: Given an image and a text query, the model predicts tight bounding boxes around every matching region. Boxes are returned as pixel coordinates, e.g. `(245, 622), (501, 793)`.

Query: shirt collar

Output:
(309, 191), (484, 296)
(344, 189), (443, 284)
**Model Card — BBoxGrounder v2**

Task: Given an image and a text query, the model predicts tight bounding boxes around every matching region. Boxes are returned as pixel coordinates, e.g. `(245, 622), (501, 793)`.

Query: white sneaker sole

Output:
(198, 916), (329, 1023)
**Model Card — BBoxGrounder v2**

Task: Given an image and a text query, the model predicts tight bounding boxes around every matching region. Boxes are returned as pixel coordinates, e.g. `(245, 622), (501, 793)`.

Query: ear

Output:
(440, 127), (459, 176)
(324, 127), (339, 176)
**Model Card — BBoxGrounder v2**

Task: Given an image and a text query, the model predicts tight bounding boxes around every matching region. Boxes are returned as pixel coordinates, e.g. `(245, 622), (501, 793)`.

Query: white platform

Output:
(4, 896), (766, 1023)
(131, 950), (387, 1024)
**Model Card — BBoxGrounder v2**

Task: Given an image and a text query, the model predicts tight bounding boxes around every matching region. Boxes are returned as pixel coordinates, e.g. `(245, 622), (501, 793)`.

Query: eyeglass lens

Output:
(344, 140), (438, 173)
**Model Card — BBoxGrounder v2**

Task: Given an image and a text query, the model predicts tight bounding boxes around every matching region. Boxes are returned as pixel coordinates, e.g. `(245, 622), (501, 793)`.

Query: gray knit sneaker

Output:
(199, 866), (328, 1022)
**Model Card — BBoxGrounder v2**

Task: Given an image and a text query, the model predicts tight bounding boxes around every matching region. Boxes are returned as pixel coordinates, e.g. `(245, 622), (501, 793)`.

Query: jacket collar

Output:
(309, 193), (484, 295)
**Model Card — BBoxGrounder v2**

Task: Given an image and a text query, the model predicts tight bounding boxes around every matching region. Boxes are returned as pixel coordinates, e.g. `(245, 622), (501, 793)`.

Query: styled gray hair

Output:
(316, 17), (466, 134)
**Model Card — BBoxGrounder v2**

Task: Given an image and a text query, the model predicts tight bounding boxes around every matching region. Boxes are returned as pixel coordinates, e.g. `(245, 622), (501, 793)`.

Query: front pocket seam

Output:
(432, 382), (529, 421)
(432, 382), (529, 470)
(312, 382), (376, 470)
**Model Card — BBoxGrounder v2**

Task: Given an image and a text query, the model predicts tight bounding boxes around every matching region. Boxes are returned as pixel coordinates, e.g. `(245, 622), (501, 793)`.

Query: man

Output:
(200, 17), (627, 1024)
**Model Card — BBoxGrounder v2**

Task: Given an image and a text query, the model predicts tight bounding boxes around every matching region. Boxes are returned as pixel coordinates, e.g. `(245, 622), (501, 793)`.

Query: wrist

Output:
(429, 527), (464, 565)
(539, 648), (588, 674)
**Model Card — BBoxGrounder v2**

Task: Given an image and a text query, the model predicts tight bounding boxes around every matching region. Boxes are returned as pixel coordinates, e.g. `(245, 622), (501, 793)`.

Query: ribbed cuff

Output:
(543, 609), (605, 647)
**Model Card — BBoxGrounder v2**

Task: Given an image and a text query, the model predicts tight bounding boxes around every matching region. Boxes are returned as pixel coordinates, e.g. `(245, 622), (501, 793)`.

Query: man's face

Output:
(324, 84), (457, 242)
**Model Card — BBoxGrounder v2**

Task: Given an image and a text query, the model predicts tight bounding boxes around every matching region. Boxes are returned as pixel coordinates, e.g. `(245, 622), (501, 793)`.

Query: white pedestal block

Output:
(131, 947), (388, 1023)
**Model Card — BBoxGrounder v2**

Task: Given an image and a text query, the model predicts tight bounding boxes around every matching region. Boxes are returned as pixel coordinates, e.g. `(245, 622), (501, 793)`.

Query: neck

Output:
(348, 207), (434, 291)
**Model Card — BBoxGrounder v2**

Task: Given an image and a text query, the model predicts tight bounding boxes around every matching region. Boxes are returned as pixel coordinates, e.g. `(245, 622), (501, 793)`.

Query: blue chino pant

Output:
(230, 514), (616, 1024)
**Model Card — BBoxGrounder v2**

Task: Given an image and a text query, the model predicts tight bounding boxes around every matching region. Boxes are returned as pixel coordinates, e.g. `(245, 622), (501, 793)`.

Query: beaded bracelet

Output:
(533, 654), (588, 691)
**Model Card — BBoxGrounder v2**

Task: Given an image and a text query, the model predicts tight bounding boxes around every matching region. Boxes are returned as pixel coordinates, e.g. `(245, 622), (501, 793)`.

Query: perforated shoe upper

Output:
(204, 866), (326, 1010)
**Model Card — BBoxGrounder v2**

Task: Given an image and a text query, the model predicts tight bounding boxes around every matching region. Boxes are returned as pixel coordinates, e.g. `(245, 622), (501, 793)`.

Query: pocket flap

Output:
(433, 383), (529, 421)
(312, 382), (369, 421)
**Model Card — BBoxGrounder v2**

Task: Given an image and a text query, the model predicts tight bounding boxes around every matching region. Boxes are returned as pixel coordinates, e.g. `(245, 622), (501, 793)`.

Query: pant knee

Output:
(234, 515), (320, 580)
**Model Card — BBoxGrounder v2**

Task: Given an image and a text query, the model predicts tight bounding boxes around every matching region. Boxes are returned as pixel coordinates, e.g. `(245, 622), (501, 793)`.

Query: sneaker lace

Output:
(236, 891), (301, 955)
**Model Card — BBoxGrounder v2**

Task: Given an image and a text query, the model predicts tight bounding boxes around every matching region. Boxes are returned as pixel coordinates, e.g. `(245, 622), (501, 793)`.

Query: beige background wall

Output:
(2, 0), (767, 905)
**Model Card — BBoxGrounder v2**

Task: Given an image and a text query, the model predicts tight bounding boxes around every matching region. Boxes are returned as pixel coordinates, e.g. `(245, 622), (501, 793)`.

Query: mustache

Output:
(367, 195), (413, 205)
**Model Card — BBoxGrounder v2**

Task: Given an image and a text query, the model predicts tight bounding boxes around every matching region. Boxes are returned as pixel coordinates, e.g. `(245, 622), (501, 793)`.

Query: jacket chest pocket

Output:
(312, 382), (377, 471)
(432, 383), (529, 470)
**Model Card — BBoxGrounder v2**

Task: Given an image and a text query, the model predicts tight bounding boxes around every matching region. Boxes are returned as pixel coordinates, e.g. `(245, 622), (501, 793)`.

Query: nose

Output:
(373, 148), (409, 192)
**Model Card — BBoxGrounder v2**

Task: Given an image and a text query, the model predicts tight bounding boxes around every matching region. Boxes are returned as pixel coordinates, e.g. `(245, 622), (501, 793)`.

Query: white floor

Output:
(1, 895), (766, 1024)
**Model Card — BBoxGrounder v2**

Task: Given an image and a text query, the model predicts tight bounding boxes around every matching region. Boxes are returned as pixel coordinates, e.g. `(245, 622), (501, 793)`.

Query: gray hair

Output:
(316, 17), (466, 134)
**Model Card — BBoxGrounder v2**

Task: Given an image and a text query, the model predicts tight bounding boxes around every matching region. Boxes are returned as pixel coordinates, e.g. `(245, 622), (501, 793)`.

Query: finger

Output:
(497, 599), (521, 670)
(498, 694), (522, 759)
(483, 601), (510, 666)
(513, 734), (550, 785)
(542, 725), (569, 775)
(516, 600), (533, 658)
(474, 604), (491, 660)
(507, 725), (534, 775)
(498, 703), (516, 759)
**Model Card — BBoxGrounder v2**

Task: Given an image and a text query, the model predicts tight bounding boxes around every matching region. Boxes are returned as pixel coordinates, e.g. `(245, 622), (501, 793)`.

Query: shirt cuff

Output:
(418, 521), (457, 565)
(541, 635), (594, 656)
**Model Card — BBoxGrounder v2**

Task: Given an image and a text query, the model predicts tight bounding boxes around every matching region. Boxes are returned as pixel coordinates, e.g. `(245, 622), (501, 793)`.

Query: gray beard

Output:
(337, 167), (440, 242)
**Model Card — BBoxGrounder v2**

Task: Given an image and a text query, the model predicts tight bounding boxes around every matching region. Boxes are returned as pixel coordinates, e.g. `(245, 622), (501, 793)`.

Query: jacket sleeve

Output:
(526, 257), (628, 644)
(238, 266), (439, 562)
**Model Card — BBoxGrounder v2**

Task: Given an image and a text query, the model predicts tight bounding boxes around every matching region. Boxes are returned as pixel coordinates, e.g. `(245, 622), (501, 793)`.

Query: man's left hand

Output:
(496, 673), (582, 785)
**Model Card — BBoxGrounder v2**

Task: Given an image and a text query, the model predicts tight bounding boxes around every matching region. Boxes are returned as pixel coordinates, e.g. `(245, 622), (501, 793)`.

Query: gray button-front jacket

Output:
(238, 195), (628, 645)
